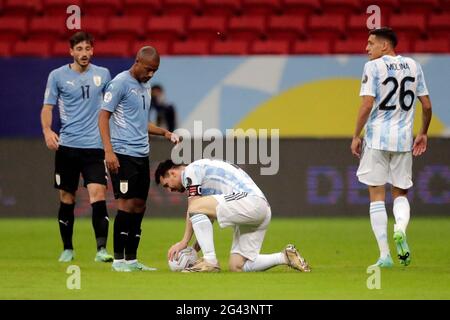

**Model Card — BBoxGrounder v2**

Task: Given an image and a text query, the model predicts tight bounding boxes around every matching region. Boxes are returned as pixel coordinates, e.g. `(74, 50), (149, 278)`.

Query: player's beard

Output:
(76, 56), (90, 68)
(179, 186), (186, 193)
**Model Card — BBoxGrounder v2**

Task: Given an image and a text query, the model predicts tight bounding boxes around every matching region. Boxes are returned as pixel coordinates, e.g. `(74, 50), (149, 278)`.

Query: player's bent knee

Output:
(59, 190), (75, 204)
(87, 183), (106, 203)
(187, 196), (218, 216)
(132, 199), (146, 213)
(229, 254), (246, 272)
(229, 265), (243, 272)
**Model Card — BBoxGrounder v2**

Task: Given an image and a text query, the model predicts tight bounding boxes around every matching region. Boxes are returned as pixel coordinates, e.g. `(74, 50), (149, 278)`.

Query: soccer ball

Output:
(168, 246), (198, 272)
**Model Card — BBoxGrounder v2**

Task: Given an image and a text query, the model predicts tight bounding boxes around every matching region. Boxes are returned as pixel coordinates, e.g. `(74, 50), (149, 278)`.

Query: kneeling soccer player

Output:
(155, 158), (311, 273)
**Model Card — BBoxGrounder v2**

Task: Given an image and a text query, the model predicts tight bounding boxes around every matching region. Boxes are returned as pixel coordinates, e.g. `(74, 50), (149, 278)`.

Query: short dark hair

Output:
(155, 159), (182, 185)
(369, 27), (398, 48)
(69, 31), (94, 48)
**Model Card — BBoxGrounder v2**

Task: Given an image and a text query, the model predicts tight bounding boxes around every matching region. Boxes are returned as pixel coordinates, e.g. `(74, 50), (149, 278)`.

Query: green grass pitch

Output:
(1, 217), (449, 299)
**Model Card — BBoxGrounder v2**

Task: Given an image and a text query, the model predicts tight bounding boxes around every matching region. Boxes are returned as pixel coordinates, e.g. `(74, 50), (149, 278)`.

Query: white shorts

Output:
(213, 193), (271, 261)
(356, 146), (413, 189)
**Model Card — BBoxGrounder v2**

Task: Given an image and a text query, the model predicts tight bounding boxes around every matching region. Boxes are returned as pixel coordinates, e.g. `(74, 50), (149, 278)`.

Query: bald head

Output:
(136, 46), (159, 62)
(132, 46), (160, 83)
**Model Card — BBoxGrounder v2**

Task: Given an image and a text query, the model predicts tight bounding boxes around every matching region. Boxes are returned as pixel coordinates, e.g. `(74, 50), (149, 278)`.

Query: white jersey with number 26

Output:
(359, 55), (429, 152)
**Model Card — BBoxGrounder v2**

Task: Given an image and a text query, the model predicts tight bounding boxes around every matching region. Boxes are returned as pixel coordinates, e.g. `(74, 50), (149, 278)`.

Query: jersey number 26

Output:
(379, 76), (415, 112)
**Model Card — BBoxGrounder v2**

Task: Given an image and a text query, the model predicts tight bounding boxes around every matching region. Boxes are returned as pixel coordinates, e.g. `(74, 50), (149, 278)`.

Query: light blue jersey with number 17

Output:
(43, 63), (111, 149)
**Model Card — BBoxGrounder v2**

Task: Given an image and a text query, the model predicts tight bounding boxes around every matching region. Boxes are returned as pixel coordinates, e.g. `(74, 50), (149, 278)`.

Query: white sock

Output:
(370, 201), (390, 258)
(190, 214), (217, 264)
(393, 196), (410, 233)
(113, 259), (124, 264)
(243, 253), (286, 272)
(126, 259), (137, 264)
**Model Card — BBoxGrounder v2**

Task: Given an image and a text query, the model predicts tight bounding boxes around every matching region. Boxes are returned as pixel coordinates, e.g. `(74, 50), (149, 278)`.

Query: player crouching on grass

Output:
(155, 158), (311, 273)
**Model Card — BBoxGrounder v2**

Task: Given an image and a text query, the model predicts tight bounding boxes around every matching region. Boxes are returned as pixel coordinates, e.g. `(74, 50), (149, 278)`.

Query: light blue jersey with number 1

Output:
(101, 70), (152, 157)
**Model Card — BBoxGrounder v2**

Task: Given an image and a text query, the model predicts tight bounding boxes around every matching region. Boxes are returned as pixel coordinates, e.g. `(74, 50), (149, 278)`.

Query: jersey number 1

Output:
(81, 85), (90, 99)
(379, 76), (415, 111)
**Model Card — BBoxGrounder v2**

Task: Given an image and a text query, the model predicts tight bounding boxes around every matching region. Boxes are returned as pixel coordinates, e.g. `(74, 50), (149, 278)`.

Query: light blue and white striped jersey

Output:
(360, 55), (429, 152)
(43, 64), (111, 149)
(181, 159), (266, 200)
(101, 70), (152, 157)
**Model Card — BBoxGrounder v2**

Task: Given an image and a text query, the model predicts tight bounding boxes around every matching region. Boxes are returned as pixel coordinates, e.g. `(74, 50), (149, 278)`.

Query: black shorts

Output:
(110, 153), (150, 200)
(54, 146), (107, 194)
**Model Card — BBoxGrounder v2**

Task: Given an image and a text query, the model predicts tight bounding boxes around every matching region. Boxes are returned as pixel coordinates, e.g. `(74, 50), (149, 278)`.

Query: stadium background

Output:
(0, 0), (449, 301)
(0, 1), (448, 219)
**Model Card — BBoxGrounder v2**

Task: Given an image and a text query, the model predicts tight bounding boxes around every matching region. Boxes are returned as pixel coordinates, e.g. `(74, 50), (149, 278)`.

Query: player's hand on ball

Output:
(105, 150), (120, 174)
(43, 128), (59, 150)
(168, 241), (187, 261)
(351, 136), (362, 158)
(413, 134), (427, 156)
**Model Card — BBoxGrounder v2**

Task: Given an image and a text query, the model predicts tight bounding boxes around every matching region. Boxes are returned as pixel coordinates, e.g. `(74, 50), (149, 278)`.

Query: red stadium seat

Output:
(147, 16), (186, 41)
(442, 0), (450, 11)
(202, 0), (241, 17)
(241, 0), (281, 16)
(210, 40), (249, 55)
(251, 40), (290, 54)
(93, 40), (130, 57)
(428, 14), (450, 39)
(172, 40), (209, 55)
(321, 0), (360, 15)
(29, 17), (67, 41)
(14, 40), (51, 57)
(398, 0), (440, 15)
(281, 0), (321, 15)
(413, 39), (450, 53)
(359, 0), (400, 15)
(394, 37), (410, 53)
(0, 17), (28, 42)
(83, 0), (122, 16)
(43, 0), (82, 16)
(2, 0), (42, 17)
(266, 15), (305, 41)
(133, 40), (171, 55)
(292, 40), (331, 54)
(79, 16), (107, 40)
(52, 40), (71, 56)
(228, 16), (266, 41)
(388, 14), (426, 40)
(123, 0), (163, 17)
(334, 38), (367, 54)
(108, 17), (145, 42)
(308, 14), (346, 40)
(188, 16), (227, 42)
(0, 42), (12, 57)
(163, 0), (201, 16)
